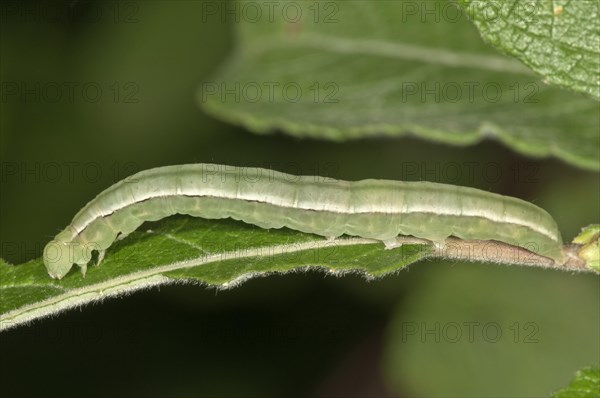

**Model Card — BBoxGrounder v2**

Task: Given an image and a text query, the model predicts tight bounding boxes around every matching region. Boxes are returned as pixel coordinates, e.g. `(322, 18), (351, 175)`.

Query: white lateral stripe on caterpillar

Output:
(69, 191), (559, 243)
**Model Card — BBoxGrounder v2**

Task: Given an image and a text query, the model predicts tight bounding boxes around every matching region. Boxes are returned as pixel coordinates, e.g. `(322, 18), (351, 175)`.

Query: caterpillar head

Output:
(43, 239), (77, 279)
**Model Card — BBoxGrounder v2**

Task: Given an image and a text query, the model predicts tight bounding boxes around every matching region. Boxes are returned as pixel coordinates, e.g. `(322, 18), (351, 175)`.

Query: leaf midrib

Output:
(245, 32), (534, 75)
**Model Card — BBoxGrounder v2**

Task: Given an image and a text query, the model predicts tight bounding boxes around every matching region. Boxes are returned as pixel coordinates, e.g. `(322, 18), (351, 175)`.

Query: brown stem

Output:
(414, 238), (590, 272)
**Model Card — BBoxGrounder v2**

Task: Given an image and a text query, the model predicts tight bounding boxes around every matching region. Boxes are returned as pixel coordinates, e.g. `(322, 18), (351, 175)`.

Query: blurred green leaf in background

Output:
(201, 0), (600, 170)
(552, 366), (600, 398)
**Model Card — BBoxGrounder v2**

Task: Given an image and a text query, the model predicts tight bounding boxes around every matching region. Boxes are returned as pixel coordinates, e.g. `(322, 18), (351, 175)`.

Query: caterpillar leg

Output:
(117, 232), (131, 241)
(382, 237), (433, 250)
(382, 238), (401, 250)
(97, 249), (106, 266)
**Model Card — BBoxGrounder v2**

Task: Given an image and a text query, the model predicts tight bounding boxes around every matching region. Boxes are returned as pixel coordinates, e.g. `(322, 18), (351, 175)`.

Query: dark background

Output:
(1, 1), (598, 397)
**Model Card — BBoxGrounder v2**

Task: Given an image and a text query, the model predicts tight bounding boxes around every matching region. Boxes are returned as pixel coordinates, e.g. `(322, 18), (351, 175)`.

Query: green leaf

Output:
(0, 217), (430, 331)
(200, 0), (600, 171)
(459, 0), (600, 100)
(572, 225), (600, 272)
(573, 224), (600, 245)
(552, 366), (600, 398)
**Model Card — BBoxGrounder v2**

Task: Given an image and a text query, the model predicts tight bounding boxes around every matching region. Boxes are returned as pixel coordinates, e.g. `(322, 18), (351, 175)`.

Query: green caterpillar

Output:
(43, 164), (564, 279)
